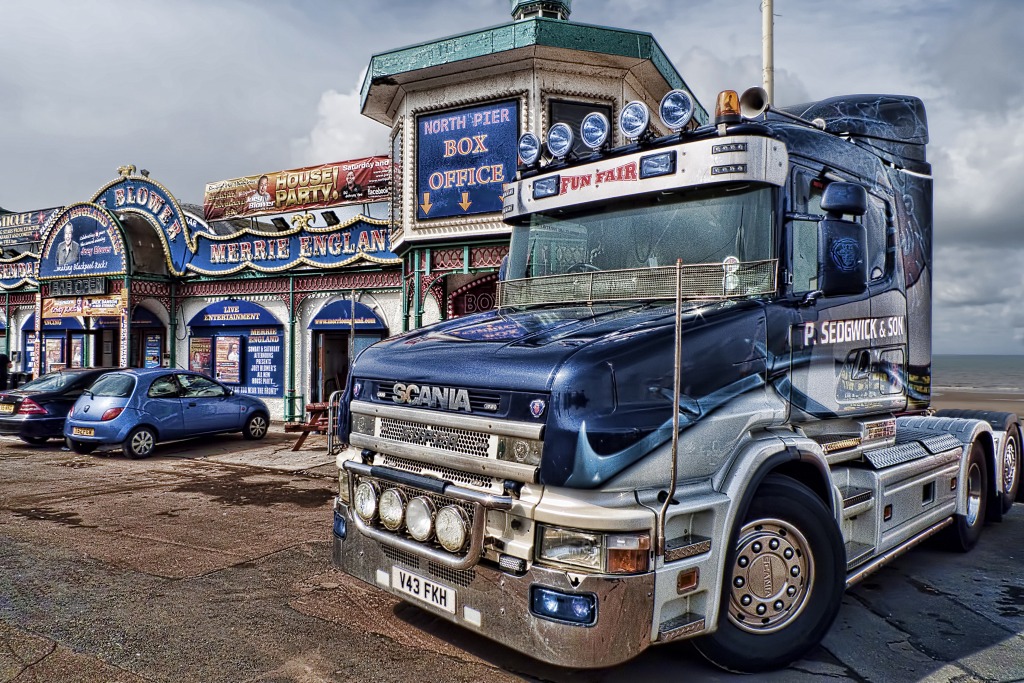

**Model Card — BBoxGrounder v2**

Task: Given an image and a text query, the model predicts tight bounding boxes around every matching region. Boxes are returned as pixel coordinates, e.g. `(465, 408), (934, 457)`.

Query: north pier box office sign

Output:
(187, 215), (399, 275)
(417, 100), (519, 220)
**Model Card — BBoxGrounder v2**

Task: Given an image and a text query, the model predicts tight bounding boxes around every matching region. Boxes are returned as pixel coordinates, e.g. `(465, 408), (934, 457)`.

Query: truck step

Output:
(657, 612), (706, 642)
(664, 535), (712, 562)
(845, 541), (874, 569)
(863, 441), (929, 469)
(840, 485), (872, 509)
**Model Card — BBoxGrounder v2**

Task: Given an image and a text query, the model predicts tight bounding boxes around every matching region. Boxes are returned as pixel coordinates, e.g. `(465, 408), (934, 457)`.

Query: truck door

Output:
(786, 172), (875, 418)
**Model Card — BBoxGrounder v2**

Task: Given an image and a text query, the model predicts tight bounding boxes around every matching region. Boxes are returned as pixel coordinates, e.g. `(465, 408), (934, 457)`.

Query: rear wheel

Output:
(694, 475), (845, 673)
(243, 413), (268, 440)
(19, 436), (49, 446)
(1000, 426), (1020, 513)
(946, 441), (988, 552)
(66, 438), (96, 455)
(123, 426), (156, 459)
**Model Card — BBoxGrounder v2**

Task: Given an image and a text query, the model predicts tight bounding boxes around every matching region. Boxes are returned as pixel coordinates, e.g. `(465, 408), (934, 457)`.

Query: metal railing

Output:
(497, 259), (777, 308)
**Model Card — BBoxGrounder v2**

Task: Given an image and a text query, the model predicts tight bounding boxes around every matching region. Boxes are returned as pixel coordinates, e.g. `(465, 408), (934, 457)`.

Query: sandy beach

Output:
(930, 389), (1024, 416)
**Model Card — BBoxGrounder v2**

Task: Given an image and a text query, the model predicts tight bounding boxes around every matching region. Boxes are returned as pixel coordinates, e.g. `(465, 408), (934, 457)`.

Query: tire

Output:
(945, 440), (988, 552)
(694, 475), (845, 673)
(66, 438), (96, 455)
(122, 426), (157, 459)
(1001, 425), (1021, 513)
(19, 435), (49, 446)
(243, 413), (269, 440)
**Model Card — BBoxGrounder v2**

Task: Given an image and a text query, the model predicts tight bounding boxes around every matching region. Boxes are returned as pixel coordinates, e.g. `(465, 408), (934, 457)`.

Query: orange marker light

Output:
(715, 90), (741, 126)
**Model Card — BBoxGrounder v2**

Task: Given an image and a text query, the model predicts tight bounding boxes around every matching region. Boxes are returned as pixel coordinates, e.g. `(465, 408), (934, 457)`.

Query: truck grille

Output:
(378, 417), (491, 458)
(380, 454), (498, 491)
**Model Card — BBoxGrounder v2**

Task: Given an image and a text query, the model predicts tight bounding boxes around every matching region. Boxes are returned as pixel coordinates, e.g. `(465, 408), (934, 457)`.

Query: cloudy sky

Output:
(1, 0), (1019, 353)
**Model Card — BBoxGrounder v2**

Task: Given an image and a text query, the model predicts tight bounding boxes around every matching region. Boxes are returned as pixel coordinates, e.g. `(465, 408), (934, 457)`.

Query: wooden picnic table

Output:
(283, 402), (330, 451)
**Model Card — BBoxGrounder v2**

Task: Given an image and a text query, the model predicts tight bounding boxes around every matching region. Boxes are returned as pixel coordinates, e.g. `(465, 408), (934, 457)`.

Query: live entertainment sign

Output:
(417, 100), (518, 220)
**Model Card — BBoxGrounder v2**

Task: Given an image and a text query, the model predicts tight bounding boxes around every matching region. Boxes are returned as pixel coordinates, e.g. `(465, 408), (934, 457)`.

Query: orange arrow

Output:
(458, 192), (472, 211)
(420, 192), (432, 215)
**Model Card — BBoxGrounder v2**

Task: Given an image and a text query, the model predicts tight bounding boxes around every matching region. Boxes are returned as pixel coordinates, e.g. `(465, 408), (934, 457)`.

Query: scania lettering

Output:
(331, 87), (1022, 672)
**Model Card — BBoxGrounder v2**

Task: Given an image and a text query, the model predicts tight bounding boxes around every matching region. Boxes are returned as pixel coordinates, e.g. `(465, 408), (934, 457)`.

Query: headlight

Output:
(538, 525), (651, 574)
(379, 488), (407, 531)
(435, 505), (470, 552)
(538, 526), (602, 571)
(497, 436), (543, 466)
(353, 481), (379, 523)
(406, 496), (436, 542)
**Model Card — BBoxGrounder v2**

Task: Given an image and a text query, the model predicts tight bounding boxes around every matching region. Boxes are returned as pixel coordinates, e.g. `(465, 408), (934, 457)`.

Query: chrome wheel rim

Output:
(132, 430), (154, 456)
(1003, 437), (1018, 496)
(249, 416), (268, 438)
(728, 518), (813, 634)
(966, 461), (983, 525)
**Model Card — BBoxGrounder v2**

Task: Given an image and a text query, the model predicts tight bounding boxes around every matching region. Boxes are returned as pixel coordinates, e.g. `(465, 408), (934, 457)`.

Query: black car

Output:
(0, 368), (120, 445)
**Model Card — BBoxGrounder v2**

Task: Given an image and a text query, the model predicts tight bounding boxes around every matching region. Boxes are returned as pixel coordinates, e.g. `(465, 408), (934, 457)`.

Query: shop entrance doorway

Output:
(82, 329), (119, 368)
(312, 331), (349, 403)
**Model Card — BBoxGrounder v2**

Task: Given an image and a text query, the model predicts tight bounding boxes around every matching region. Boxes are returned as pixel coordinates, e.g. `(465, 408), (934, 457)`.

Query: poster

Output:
(44, 338), (64, 373)
(203, 156), (391, 221)
(71, 338), (84, 369)
(189, 337), (212, 374)
(144, 334), (162, 368)
(24, 333), (35, 372)
(214, 336), (242, 384)
(242, 328), (283, 397)
(38, 203), (126, 279)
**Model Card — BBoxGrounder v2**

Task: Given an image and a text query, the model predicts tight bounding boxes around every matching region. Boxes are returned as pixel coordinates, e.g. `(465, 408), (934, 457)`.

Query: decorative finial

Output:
(117, 164), (137, 177)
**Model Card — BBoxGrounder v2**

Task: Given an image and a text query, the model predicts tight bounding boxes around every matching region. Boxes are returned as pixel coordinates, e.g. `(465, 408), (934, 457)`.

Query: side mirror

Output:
(818, 218), (868, 297)
(820, 182), (867, 217)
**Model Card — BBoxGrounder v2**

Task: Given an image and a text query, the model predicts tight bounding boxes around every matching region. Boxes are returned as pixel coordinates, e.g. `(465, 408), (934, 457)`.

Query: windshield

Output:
(507, 184), (774, 278)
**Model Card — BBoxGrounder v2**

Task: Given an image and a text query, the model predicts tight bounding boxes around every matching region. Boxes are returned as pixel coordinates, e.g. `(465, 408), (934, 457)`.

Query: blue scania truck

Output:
(331, 87), (1022, 672)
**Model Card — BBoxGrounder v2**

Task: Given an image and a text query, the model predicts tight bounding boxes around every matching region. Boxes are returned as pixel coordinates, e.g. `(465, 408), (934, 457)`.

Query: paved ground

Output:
(0, 430), (1022, 682)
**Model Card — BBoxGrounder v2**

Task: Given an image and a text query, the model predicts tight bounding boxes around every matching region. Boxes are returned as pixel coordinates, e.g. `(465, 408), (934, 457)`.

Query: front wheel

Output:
(123, 426), (157, 459)
(243, 413), (268, 440)
(694, 475), (845, 673)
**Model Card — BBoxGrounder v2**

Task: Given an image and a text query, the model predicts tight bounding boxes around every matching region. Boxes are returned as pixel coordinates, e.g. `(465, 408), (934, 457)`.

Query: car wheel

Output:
(123, 426), (157, 459)
(243, 413), (269, 440)
(19, 436), (49, 446)
(694, 475), (845, 673)
(66, 438), (96, 455)
(945, 440), (988, 552)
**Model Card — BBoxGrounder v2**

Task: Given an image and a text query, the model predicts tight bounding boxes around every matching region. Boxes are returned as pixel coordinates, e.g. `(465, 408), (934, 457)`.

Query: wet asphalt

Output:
(0, 431), (1022, 682)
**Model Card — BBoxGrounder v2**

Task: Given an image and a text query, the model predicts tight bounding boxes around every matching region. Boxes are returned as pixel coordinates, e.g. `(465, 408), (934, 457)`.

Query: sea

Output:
(933, 355), (1024, 393)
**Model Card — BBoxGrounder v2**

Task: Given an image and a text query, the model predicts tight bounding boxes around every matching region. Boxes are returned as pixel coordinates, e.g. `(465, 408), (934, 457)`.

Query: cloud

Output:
(290, 82), (391, 166)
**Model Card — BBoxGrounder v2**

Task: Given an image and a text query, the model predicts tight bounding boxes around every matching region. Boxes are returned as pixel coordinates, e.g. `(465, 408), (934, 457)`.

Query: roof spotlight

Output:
(546, 122), (574, 159)
(659, 90), (695, 132)
(619, 101), (651, 141)
(580, 112), (610, 150)
(518, 132), (541, 165)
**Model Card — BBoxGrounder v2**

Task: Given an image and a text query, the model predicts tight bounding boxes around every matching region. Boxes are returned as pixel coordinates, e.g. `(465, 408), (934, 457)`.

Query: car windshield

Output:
(18, 372), (80, 392)
(506, 184), (774, 278)
(90, 373), (136, 398)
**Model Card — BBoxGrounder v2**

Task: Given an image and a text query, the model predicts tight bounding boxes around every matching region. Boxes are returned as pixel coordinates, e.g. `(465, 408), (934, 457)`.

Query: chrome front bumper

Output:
(331, 500), (656, 669)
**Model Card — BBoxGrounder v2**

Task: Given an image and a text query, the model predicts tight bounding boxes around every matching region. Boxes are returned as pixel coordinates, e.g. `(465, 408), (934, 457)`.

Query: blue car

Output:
(64, 368), (270, 458)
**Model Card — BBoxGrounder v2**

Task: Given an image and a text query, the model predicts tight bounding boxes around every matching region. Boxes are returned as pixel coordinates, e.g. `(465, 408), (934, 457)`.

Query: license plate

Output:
(72, 427), (94, 437)
(392, 566), (456, 614)
(0, 404), (12, 414)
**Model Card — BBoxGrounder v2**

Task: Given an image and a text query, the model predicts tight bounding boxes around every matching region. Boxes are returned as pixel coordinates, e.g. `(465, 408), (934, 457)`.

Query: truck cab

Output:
(331, 88), (1020, 672)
